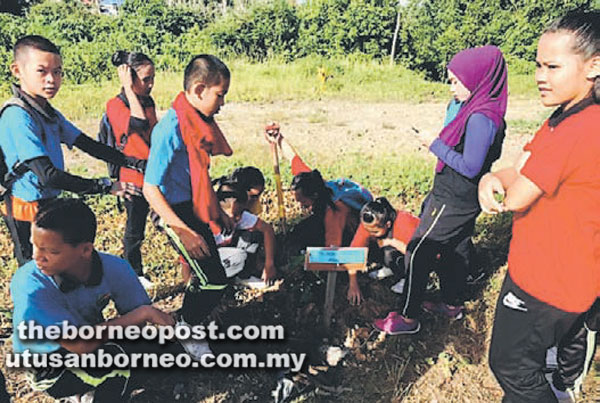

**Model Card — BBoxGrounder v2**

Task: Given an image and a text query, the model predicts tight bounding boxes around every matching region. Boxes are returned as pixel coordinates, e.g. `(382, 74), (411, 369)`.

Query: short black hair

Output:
(34, 198), (96, 245)
(360, 197), (396, 228)
(14, 35), (60, 61)
(183, 54), (230, 91)
(111, 50), (154, 70)
(231, 166), (265, 191)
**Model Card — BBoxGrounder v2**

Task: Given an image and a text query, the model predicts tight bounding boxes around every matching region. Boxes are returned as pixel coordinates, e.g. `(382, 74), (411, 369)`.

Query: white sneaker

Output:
(236, 275), (267, 289)
(368, 267), (394, 280)
(390, 279), (405, 294)
(176, 319), (212, 361)
(138, 276), (154, 290)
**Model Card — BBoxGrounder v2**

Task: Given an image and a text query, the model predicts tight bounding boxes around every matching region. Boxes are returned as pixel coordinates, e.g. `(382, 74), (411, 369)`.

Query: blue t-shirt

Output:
(0, 106), (81, 201)
(10, 252), (150, 354)
(443, 99), (462, 127)
(144, 108), (192, 205)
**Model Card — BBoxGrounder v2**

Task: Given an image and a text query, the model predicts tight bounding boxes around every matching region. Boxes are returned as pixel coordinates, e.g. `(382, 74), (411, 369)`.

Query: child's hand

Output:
(177, 228), (210, 259)
(347, 276), (363, 306)
(111, 181), (143, 200)
(411, 126), (436, 148)
(478, 173), (505, 214)
(219, 210), (235, 235)
(264, 122), (281, 144)
(262, 263), (277, 286)
(117, 64), (134, 91)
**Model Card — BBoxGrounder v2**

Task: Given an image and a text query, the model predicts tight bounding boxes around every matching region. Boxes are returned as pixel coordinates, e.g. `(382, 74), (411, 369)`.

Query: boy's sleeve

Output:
(145, 124), (176, 186)
(350, 225), (370, 248)
(393, 211), (420, 245)
(5, 107), (51, 162)
(521, 126), (578, 196)
(108, 258), (151, 315)
(56, 110), (83, 147)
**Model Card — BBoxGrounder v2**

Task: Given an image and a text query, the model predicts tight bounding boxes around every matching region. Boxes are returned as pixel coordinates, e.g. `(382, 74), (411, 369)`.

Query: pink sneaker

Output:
(422, 301), (464, 320)
(373, 312), (420, 335)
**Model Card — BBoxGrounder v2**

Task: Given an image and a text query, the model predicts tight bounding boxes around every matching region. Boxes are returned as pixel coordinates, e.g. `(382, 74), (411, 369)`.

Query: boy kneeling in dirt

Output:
(10, 198), (179, 402)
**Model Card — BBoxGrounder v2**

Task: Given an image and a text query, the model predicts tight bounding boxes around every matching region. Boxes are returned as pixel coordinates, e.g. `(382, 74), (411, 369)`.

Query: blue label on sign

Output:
(307, 248), (366, 264)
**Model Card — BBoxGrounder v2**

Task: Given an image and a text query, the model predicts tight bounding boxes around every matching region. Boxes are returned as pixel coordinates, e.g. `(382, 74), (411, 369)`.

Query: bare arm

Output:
(60, 305), (174, 354)
(254, 218), (276, 283)
(478, 151), (543, 213)
(118, 65), (145, 120)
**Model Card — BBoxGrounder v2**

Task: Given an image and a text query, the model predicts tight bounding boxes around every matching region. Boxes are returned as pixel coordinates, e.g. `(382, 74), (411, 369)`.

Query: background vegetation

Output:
(1, 0), (598, 92)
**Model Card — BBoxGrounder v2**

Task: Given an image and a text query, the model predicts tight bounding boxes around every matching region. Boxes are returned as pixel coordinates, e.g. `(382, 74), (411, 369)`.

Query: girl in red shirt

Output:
(479, 11), (600, 402)
(105, 51), (157, 284)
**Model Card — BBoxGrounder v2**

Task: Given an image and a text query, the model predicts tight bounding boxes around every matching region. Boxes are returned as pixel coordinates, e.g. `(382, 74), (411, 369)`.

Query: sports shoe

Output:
(235, 275), (267, 289)
(373, 312), (420, 335)
(390, 279), (405, 294)
(368, 266), (394, 279)
(176, 320), (212, 361)
(422, 301), (464, 320)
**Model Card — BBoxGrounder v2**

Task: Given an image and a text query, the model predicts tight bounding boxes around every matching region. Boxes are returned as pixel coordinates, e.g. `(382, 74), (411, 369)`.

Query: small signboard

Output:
(304, 247), (368, 272)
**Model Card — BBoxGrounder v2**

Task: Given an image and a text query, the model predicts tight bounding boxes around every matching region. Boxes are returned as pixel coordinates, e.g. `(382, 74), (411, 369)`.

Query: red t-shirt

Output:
(106, 96), (157, 187)
(351, 210), (420, 249)
(508, 103), (600, 313)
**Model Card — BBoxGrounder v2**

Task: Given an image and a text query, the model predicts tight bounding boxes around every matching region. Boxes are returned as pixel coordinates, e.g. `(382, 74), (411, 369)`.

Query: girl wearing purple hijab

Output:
(374, 45), (508, 335)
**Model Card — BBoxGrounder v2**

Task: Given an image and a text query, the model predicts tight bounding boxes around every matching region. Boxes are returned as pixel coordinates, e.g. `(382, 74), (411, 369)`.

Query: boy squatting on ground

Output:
(0, 35), (144, 266)
(10, 198), (180, 402)
(211, 176), (277, 285)
(143, 55), (233, 339)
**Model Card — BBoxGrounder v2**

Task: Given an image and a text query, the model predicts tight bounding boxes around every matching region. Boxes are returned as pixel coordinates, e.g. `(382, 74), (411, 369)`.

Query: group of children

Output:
(0, 8), (599, 402)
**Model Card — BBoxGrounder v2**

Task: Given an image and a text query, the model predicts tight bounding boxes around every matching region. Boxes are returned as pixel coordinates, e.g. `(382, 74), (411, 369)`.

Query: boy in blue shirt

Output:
(144, 55), (233, 332)
(10, 198), (176, 402)
(0, 35), (143, 265)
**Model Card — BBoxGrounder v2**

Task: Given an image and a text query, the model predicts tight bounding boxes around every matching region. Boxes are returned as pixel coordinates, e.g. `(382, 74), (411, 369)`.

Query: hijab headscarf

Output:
(436, 45), (508, 172)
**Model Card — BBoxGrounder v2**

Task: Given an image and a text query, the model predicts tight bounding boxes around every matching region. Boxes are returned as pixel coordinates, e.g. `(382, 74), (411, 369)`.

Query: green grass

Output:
(1, 55), (538, 122)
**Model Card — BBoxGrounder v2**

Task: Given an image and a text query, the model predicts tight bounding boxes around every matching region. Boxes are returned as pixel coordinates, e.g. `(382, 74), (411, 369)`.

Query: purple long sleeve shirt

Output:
(429, 113), (497, 179)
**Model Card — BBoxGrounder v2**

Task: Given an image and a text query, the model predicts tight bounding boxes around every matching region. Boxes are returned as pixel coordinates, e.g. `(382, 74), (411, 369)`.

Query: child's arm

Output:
(59, 305), (174, 354)
(143, 183), (210, 258)
(479, 151), (543, 213)
(253, 218), (277, 284)
(118, 64), (145, 120)
(378, 238), (408, 255)
(73, 134), (146, 173)
(347, 272), (362, 306)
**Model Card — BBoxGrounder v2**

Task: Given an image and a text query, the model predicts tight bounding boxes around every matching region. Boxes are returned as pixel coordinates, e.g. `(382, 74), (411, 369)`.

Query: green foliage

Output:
(297, 0), (397, 58)
(206, 0), (300, 60)
(0, 0), (598, 86)
(399, 0), (594, 80)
